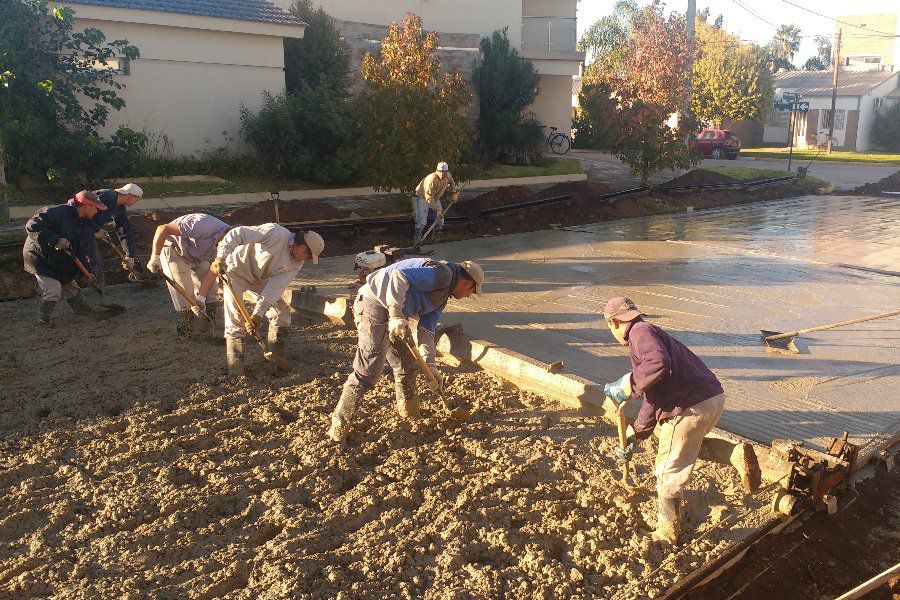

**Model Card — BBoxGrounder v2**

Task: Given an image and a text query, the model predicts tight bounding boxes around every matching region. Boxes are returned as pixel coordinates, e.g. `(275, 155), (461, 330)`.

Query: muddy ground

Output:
(0, 285), (772, 599)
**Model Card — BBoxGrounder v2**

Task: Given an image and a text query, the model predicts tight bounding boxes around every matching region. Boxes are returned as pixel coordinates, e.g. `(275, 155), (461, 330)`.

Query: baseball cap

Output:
(301, 230), (324, 264)
(437, 162), (450, 172)
(603, 296), (643, 321)
(460, 260), (484, 296)
(73, 190), (107, 210)
(115, 183), (144, 197)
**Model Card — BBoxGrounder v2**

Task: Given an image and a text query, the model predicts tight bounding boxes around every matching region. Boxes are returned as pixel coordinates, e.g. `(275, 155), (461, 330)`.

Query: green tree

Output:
(0, 0), (139, 183)
(692, 20), (774, 127)
(577, 0), (638, 66)
(802, 35), (832, 71)
(284, 0), (352, 92)
(767, 24), (801, 70)
(355, 13), (472, 194)
(871, 102), (900, 151)
(473, 29), (543, 165)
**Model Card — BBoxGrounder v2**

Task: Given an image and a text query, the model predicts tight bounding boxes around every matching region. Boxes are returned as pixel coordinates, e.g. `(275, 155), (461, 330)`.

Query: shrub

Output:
(871, 102), (900, 152)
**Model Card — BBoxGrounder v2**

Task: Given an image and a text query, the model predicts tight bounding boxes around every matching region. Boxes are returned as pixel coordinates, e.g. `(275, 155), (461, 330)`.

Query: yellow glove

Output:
(210, 257), (225, 276)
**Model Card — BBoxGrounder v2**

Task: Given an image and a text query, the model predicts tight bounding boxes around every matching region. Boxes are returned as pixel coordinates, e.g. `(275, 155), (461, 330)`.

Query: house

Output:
(761, 69), (899, 151)
(270, 0), (585, 137)
(52, 0), (305, 155)
(836, 13), (900, 72)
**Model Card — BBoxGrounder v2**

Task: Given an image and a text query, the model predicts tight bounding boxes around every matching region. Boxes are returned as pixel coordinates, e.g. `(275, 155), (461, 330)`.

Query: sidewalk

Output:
(7, 173), (587, 220)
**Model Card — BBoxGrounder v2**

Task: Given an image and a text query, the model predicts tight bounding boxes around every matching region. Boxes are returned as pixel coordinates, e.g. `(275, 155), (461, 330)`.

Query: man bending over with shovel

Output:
(602, 297), (761, 545)
(413, 161), (458, 246)
(328, 257), (483, 444)
(23, 191), (107, 326)
(210, 224), (324, 377)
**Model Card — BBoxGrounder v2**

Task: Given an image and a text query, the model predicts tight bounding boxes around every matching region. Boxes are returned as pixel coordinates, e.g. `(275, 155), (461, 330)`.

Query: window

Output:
(766, 111), (789, 127)
(90, 56), (129, 75)
(864, 57), (882, 64)
(820, 109), (845, 130)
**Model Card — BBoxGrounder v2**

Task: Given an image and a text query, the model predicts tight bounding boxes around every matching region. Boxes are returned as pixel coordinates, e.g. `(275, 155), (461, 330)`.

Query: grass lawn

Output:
(740, 147), (900, 165)
(471, 158), (584, 179)
(703, 165), (831, 191)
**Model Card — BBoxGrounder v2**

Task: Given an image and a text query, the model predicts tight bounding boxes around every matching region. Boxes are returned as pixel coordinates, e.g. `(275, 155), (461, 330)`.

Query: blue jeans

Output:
(412, 196), (443, 242)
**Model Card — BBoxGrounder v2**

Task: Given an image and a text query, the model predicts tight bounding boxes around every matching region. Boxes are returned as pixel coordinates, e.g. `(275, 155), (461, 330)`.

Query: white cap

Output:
(460, 260), (483, 296)
(303, 230), (325, 264)
(115, 183), (144, 197)
(436, 161), (449, 172)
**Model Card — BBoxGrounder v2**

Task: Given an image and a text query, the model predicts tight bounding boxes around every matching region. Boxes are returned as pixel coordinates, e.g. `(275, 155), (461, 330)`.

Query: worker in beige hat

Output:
(210, 224), (325, 376)
(88, 182), (145, 284)
(328, 257), (483, 444)
(413, 161), (458, 245)
(602, 296), (761, 545)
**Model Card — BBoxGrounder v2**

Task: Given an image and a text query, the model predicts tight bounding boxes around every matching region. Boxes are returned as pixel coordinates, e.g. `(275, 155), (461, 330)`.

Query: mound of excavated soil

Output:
(456, 186), (538, 215)
(223, 199), (348, 225)
(662, 169), (736, 188)
(0, 287), (771, 599)
(849, 169), (900, 195)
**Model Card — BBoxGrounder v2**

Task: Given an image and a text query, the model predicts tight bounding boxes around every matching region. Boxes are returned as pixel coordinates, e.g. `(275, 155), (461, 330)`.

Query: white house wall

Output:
(74, 18), (290, 155)
(528, 74), (574, 134)
(856, 74), (899, 151)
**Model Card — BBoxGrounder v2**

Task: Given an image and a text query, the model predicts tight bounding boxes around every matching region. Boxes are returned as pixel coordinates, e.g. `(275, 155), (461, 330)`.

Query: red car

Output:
(694, 128), (741, 159)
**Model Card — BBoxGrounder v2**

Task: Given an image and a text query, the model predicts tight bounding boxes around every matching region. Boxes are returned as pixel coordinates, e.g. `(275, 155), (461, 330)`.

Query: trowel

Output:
(762, 309), (900, 355)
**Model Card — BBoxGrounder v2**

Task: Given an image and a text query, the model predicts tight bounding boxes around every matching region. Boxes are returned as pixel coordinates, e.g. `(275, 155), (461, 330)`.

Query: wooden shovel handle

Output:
(157, 271), (200, 309)
(402, 337), (438, 386)
(766, 310), (900, 341)
(220, 274), (264, 344)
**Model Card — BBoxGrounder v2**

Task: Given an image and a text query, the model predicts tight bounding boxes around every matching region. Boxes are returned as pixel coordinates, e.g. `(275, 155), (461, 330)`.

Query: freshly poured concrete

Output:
(298, 195), (900, 450)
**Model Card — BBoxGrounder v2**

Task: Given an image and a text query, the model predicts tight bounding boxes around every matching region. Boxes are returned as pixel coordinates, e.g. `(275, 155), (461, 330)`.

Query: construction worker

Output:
(22, 191), (107, 325)
(211, 224), (324, 376)
(88, 183), (144, 284)
(413, 161), (458, 245)
(327, 257), (484, 444)
(146, 213), (230, 336)
(602, 296), (760, 544)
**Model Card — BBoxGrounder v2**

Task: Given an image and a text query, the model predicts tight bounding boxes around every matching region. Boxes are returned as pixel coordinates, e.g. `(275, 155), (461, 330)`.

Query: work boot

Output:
(413, 226), (424, 246)
(267, 324), (289, 370)
(730, 442), (762, 494)
(226, 338), (246, 376)
(328, 386), (364, 443)
(176, 310), (195, 337)
(653, 497), (682, 544)
(192, 307), (212, 334)
(205, 300), (220, 322)
(67, 291), (98, 315)
(37, 300), (57, 327)
(394, 374), (421, 419)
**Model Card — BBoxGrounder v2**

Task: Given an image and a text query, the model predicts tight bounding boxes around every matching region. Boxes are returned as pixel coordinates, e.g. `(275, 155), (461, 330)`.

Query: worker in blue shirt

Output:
(328, 257), (485, 444)
(88, 183), (143, 283)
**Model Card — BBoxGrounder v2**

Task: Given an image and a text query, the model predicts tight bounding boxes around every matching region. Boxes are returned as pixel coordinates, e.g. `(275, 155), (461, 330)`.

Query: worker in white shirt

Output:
(413, 161), (458, 245)
(211, 224), (325, 376)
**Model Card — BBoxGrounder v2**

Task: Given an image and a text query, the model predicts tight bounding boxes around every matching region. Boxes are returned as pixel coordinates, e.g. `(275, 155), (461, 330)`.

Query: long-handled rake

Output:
(762, 310), (900, 354)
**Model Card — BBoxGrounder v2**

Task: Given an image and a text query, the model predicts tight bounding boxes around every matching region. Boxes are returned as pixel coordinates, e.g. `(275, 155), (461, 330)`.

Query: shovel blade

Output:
(263, 351), (294, 372)
(761, 330), (799, 354)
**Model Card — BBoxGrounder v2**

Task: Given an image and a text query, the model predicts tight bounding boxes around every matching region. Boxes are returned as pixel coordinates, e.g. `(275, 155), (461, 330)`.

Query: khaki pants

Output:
(655, 393), (726, 499)
(161, 246), (210, 312)
(223, 276), (292, 340)
(34, 274), (79, 302)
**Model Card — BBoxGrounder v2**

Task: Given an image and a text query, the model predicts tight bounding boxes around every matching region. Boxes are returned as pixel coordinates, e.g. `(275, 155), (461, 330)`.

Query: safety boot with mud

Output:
(226, 337), (246, 376)
(67, 291), (98, 315)
(176, 310), (195, 337)
(328, 387), (363, 443)
(192, 306), (212, 334)
(653, 497), (682, 544)
(394, 375), (421, 419)
(267, 325), (290, 372)
(327, 416), (349, 444)
(730, 442), (762, 494)
(37, 300), (57, 327)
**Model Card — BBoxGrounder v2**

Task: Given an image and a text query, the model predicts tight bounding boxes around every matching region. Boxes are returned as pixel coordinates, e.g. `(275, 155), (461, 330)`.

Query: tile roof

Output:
(774, 69), (898, 97)
(60, 0), (304, 27)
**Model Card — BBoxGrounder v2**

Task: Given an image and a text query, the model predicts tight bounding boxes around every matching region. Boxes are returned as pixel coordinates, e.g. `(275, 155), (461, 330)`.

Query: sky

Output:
(576, 0), (897, 65)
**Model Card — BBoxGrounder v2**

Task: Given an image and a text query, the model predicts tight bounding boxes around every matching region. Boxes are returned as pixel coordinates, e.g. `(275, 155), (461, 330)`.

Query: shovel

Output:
(762, 309), (900, 354)
(398, 336), (470, 421)
(410, 189), (462, 254)
(615, 398), (650, 498)
(61, 247), (126, 313)
(96, 231), (158, 288)
(220, 273), (293, 372)
(155, 271), (214, 328)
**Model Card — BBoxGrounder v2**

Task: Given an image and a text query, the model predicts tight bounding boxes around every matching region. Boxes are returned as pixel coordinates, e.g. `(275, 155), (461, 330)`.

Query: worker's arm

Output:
(253, 271), (296, 318)
(416, 310), (443, 365)
(629, 330), (672, 396)
(631, 399), (657, 440)
(216, 225), (267, 259)
(150, 222), (181, 257)
(113, 206), (137, 257)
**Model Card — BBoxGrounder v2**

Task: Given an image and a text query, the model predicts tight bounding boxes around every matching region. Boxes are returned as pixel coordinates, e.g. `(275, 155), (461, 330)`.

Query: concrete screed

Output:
(299, 194), (900, 451)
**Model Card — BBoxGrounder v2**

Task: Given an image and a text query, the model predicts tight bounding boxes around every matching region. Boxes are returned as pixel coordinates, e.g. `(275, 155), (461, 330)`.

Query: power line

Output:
(772, 0), (897, 37)
(730, 0), (778, 28)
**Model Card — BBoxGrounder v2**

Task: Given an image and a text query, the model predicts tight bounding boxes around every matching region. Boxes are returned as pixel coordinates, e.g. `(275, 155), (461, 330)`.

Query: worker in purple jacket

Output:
(602, 296), (760, 544)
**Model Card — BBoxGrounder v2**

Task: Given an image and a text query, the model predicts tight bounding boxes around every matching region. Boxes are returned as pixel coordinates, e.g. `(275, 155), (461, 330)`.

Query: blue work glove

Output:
(615, 440), (636, 464)
(604, 372), (632, 402)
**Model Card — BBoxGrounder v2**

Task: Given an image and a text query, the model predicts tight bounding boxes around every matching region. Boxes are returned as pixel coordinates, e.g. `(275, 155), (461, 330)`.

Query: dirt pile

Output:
(662, 169), (736, 188)
(849, 169), (900, 195)
(0, 287), (771, 599)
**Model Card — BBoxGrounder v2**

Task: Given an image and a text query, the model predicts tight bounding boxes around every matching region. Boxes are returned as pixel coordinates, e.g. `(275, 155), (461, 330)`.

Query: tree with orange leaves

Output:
(356, 13), (472, 194)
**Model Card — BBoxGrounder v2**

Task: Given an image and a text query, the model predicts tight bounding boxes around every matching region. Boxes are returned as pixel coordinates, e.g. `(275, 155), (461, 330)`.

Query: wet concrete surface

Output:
(299, 195), (900, 450)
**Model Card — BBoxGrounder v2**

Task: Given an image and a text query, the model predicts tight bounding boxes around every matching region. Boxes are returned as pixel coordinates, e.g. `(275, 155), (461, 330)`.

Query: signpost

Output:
(774, 93), (809, 171)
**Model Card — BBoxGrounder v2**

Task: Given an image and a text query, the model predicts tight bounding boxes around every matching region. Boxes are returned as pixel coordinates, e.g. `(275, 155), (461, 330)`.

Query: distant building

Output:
(837, 13), (899, 71)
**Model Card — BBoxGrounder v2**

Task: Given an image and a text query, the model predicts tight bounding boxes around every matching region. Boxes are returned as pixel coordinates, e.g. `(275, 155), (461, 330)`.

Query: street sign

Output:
(773, 101), (791, 111)
(797, 101), (810, 112)
(782, 92), (800, 101)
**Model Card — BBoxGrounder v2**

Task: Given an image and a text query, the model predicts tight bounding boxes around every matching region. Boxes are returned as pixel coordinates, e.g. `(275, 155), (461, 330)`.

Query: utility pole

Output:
(826, 28), (842, 154)
(683, 0), (696, 140)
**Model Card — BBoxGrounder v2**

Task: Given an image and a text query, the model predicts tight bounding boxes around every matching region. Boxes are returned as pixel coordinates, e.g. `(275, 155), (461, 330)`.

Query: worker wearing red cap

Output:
(22, 191), (108, 326)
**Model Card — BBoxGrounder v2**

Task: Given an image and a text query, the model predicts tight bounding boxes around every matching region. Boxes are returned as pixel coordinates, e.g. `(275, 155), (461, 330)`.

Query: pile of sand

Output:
(0, 285), (772, 598)
(849, 169), (900, 195)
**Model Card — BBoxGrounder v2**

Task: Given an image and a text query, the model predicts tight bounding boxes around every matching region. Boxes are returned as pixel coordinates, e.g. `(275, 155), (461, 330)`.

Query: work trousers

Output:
(655, 393), (726, 499)
(161, 246), (218, 312)
(223, 275), (291, 340)
(333, 294), (418, 422)
(412, 195), (443, 241)
(34, 274), (79, 302)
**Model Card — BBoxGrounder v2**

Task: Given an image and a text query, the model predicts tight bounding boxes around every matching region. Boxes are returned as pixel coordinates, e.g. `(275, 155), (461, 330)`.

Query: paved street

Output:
(568, 149), (899, 190)
(301, 195), (900, 450)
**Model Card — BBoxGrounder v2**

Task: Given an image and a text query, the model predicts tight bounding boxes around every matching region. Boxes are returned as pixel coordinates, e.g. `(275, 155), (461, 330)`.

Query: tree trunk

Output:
(0, 141), (8, 222)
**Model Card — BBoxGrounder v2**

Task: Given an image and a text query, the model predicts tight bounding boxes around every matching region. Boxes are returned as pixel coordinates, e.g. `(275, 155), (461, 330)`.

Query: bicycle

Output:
(546, 126), (571, 155)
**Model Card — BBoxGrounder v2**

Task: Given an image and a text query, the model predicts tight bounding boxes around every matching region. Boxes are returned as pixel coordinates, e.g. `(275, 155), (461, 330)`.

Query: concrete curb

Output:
(8, 173), (588, 220)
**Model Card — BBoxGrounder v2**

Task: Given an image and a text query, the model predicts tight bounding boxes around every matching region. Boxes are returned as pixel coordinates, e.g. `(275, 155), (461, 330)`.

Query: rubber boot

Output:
(226, 338), (245, 376)
(328, 386), (364, 443)
(653, 497), (682, 544)
(413, 226), (424, 247)
(730, 442), (762, 494)
(267, 324), (289, 370)
(37, 300), (57, 327)
(193, 307), (212, 334)
(394, 374), (421, 419)
(67, 291), (97, 315)
(176, 310), (195, 337)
